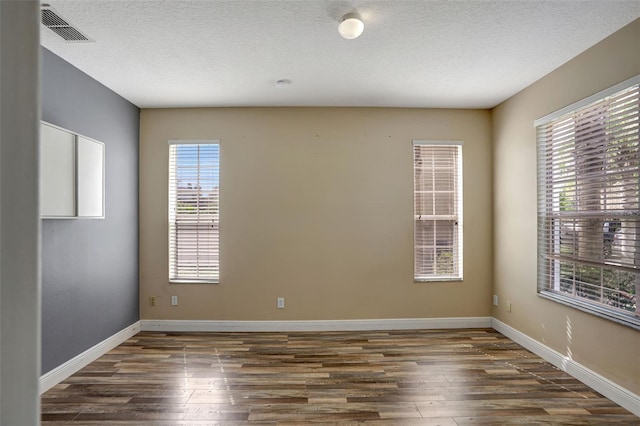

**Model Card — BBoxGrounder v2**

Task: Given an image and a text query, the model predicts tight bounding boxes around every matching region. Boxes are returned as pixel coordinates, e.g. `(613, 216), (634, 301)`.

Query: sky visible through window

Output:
(175, 144), (219, 189)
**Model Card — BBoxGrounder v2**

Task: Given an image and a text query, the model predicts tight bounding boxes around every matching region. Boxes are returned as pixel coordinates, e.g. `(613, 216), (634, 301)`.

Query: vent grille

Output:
(41, 5), (93, 42)
(42, 8), (70, 27)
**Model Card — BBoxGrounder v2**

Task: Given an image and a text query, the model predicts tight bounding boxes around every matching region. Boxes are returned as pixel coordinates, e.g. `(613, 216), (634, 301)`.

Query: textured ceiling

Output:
(40, 1), (640, 109)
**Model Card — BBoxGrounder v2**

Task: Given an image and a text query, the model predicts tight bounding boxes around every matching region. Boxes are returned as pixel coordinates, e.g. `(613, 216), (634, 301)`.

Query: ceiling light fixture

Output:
(338, 13), (364, 40)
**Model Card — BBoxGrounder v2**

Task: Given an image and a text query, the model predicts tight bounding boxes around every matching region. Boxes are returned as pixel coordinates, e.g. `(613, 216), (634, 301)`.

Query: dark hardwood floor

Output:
(41, 329), (639, 425)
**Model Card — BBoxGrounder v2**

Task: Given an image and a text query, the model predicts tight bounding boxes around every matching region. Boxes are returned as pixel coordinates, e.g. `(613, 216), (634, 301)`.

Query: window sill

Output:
(415, 277), (463, 283)
(538, 290), (640, 330)
(169, 280), (219, 284)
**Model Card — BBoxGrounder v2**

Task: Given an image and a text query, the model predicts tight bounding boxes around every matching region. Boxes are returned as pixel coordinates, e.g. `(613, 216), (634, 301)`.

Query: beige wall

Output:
(140, 108), (492, 321)
(492, 19), (640, 394)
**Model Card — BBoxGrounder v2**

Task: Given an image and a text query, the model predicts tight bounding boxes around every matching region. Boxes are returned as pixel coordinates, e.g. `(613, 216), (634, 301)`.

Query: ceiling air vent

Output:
(41, 4), (93, 42)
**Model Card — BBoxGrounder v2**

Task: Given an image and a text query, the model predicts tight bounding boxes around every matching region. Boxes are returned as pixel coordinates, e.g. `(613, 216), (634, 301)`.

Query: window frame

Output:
(168, 139), (220, 284)
(413, 140), (464, 282)
(535, 75), (640, 329)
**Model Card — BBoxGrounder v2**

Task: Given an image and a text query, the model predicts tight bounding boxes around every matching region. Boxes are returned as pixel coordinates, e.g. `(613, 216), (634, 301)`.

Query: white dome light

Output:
(338, 13), (364, 40)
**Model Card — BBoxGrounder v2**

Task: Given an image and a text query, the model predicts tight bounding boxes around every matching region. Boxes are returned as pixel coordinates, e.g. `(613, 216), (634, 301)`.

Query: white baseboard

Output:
(492, 318), (640, 417)
(140, 316), (492, 333)
(39, 321), (140, 394)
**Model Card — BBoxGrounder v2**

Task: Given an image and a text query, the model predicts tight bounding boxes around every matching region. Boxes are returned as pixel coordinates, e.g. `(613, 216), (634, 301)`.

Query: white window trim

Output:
(168, 139), (221, 284)
(413, 140), (464, 282)
(535, 75), (640, 127)
(535, 76), (640, 329)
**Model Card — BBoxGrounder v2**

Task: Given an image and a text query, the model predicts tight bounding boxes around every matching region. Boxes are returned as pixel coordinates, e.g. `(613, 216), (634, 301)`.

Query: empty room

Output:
(0, 1), (639, 424)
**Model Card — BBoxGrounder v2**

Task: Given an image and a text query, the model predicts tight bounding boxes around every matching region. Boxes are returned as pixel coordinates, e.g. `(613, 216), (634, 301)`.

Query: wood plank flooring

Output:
(41, 329), (639, 425)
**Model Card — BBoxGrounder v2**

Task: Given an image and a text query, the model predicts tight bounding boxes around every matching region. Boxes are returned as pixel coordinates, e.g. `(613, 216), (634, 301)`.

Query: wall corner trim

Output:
(491, 318), (640, 417)
(139, 317), (492, 333)
(39, 321), (141, 394)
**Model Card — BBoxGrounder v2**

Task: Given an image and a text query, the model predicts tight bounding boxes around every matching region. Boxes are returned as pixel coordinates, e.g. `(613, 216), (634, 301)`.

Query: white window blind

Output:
(413, 141), (463, 281)
(536, 77), (639, 327)
(168, 141), (220, 283)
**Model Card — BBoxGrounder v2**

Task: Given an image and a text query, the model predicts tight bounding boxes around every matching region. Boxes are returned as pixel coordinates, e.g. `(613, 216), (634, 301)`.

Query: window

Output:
(413, 141), (463, 281)
(536, 76), (639, 328)
(168, 141), (220, 283)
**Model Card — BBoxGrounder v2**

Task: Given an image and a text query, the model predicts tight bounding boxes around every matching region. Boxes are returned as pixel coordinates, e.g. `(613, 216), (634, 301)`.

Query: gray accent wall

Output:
(41, 47), (139, 374)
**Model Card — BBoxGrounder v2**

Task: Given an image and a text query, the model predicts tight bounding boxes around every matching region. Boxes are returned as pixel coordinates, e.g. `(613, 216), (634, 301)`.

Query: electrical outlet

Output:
(506, 301), (511, 313)
(493, 295), (498, 306)
(171, 296), (178, 306)
(150, 296), (156, 307)
(277, 297), (285, 309)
